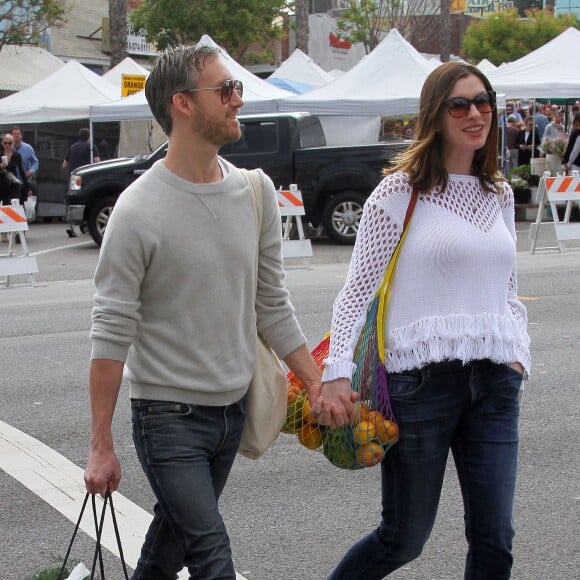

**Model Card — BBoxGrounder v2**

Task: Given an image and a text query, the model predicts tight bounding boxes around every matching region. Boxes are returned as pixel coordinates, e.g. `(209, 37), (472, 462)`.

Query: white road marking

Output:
(0, 420), (247, 579)
(30, 240), (94, 256)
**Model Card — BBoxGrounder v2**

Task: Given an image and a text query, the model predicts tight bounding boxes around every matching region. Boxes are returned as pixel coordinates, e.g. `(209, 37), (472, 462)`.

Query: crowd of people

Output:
(501, 101), (579, 174)
(0, 125), (105, 241)
(380, 101), (580, 177)
(0, 127), (37, 242)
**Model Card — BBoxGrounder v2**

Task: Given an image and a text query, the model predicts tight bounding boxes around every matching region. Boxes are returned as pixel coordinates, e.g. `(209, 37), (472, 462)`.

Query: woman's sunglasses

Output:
(444, 91), (496, 118)
(178, 79), (243, 104)
(3, 141), (13, 145)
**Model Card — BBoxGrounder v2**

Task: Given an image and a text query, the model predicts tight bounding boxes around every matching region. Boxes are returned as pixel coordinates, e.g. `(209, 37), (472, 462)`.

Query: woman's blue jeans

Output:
(130, 397), (246, 580)
(328, 359), (523, 580)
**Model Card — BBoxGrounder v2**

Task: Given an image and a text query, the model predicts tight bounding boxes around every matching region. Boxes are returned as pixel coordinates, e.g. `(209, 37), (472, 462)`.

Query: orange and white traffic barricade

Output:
(0, 202), (38, 287)
(529, 172), (580, 254)
(277, 185), (313, 269)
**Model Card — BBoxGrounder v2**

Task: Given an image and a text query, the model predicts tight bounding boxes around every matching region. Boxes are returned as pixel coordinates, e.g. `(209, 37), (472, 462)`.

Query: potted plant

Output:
(539, 138), (568, 175)
(507, 165), (539, 203)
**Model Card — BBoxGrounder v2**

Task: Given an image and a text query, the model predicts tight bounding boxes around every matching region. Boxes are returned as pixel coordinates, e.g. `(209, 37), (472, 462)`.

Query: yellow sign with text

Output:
(122, 74), (146, 97)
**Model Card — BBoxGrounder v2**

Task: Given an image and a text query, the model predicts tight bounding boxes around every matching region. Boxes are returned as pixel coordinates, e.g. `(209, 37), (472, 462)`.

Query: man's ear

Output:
(171, 92), (194, 117)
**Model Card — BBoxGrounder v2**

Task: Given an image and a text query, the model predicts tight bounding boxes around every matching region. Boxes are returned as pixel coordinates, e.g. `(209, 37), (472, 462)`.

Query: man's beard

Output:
(193, 107), (241, 147)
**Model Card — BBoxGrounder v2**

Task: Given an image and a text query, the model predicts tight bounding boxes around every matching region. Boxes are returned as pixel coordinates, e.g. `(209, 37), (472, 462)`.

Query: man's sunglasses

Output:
(178, 79), (243, 104)
(443, 91), (496, 118)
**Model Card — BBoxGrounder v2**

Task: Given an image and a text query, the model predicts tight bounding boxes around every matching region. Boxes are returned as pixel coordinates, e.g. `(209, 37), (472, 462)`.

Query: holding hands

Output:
(311, 378), (358, 428)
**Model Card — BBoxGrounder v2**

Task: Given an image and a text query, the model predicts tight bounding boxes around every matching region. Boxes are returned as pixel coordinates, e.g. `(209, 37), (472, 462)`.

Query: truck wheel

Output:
(88, 197), (116, 247)
(322, 191), (366, 244)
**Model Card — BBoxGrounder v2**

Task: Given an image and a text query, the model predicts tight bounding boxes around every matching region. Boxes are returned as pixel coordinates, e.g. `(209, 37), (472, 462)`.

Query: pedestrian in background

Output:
(515, 116), (540, 166)
(542, 108), (566, 143)
(316, 61), (530, 579)
(63, 128), (100, 237)
(563, 113), (580, 174)
(1, 133), (29, 242)
(62, 128), (100, 175)
(506, 114), (520, 171)
(84, 44), (327, 579)
(11, 127), (38, 195)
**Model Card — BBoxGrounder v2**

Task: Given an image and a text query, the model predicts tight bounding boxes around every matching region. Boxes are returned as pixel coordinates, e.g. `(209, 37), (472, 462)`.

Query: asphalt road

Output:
(1, 221), (579, 579)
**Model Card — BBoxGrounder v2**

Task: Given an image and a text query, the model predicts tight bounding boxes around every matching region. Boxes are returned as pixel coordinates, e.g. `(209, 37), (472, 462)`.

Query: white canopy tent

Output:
(477, 58), (498, 77)
(487, 28), (580, 98)
(90, 35), (293, 123)
(276, 29), (438, 145)
(278, 29), (438, 117)
(102, 56), (150, 94)
(0, 59), (119, 123)
(269, 48), (334, 89)
(0, 45), (65, 93)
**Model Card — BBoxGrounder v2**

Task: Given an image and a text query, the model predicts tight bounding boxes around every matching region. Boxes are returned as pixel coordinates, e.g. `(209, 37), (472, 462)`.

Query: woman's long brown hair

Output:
(386, 62), (502, 194)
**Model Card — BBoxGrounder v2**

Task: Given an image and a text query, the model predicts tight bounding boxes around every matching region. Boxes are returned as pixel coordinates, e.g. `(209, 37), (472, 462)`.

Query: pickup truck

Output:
(66, 112), (408, 246)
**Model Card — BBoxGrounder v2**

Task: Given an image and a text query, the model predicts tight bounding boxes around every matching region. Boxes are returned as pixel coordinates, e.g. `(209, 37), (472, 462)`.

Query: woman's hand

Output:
(508, 362), (524, 376)
(311, 378), (358, 428)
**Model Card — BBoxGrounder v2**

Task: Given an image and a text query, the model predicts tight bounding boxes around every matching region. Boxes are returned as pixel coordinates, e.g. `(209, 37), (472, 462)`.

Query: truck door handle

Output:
(133, 169), (147, 176)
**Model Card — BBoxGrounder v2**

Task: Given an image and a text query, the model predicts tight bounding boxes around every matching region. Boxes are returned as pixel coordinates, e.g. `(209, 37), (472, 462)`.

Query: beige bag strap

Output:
(240, 168), (264, 325)
(240, 168), (263, 234)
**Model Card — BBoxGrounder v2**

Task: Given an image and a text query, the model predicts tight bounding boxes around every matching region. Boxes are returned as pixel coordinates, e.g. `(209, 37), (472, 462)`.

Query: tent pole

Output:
(531, 98), (537, 160)
(501, 110), (507, 174)
(89, 121), (94, 163)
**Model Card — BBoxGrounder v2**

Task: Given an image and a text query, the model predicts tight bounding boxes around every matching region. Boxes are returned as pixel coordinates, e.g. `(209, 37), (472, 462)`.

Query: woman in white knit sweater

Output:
(317, 62), (530, 579)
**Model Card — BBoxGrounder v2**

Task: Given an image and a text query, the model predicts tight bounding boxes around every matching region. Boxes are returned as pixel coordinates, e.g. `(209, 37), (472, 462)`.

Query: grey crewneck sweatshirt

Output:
(90, 159), (306, 406)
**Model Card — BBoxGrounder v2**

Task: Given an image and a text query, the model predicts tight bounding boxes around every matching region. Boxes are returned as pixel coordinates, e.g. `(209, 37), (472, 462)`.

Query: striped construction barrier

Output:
(530, 173), (580, 254)
(277, 186), (312, 268)
(0, 204), (38, 286)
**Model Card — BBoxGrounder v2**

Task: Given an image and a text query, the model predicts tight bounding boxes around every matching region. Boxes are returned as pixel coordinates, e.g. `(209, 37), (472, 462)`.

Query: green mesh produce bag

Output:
(281, 191), (417, 469)
(282, 335), (399, 469)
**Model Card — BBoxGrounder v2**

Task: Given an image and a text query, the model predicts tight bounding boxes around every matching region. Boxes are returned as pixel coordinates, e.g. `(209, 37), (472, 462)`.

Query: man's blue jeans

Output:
(328, 359), (523, 580)
(130, 397), (246, 580)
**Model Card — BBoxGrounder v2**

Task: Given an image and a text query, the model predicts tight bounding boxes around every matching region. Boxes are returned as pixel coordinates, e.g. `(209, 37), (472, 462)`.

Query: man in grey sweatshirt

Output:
(83, 45), (354, 579)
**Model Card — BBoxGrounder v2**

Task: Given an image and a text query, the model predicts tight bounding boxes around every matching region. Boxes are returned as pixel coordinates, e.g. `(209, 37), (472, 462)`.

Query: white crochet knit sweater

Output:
(322, 171), (531, 381)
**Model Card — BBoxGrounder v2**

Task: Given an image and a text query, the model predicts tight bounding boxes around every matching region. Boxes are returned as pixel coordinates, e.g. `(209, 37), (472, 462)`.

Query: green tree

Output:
(130, 0), (289, 63)
(0, 0), (69, 51)
(335, 0), (431, 54)
(463, 10), (580, 65)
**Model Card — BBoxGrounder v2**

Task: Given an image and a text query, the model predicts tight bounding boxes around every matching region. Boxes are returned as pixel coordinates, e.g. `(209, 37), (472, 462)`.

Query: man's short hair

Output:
(145, 44), (220, 136)
(79, 128), (90, 141)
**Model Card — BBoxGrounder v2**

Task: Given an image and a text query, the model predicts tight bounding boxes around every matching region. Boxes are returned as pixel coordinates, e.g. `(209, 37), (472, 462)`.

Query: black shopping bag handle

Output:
(58, 489), (130, 580)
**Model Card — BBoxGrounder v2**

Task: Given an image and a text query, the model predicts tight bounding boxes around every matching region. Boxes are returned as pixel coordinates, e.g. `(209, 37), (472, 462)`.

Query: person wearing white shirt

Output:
(318, 62), (529, 580)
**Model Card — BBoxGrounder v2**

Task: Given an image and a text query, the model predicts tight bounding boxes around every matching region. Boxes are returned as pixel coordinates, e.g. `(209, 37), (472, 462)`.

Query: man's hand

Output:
(311, 378), (358, 428)
(85, 359), (124, 495)
(84, 446), (121, 495)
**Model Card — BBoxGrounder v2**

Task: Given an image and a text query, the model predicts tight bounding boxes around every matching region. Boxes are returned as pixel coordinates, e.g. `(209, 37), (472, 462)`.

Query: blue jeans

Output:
(130, 397), (246, 580)
(328, 359), (523, 580)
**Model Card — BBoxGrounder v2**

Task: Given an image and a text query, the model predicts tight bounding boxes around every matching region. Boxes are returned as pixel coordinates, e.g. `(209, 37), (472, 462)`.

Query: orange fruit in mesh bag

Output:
(375, 419), (399, 446)
(282, 392), (307, 434)
(287, 382), (303, 405)
(353, 420), (376, 445)
(356, 442), (384, 467)
(365, 410), (384, 425)
(354, 401), (372, 421)
(301, 398), (318, 425)
(298, 423), (323, 450)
